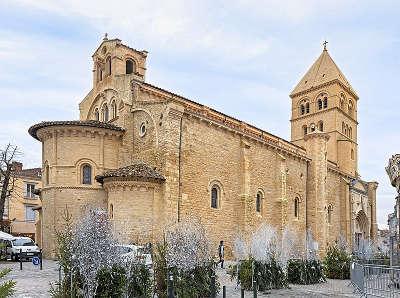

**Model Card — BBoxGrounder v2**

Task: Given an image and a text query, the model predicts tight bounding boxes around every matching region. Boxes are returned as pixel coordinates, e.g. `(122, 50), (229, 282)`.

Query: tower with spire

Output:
(290, 42), (359, 177)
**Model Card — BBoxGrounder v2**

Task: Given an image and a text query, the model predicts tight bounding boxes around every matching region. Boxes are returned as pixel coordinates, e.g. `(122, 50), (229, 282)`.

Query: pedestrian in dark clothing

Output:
(218, 240), (224, 269)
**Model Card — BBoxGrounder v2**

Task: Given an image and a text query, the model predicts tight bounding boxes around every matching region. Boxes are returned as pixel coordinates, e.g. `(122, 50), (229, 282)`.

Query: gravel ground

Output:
(0, 259), (359, 297)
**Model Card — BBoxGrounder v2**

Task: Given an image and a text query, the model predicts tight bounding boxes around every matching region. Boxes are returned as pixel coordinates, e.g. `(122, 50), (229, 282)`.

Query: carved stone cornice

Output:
(290, 79), (359, 100)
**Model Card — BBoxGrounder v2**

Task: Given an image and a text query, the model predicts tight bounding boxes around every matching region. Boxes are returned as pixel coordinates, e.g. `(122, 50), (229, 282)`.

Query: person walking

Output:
(218, 240), (224, 269)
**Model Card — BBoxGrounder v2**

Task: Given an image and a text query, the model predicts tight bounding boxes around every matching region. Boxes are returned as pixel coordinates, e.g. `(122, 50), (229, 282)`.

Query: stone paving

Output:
(0, 260), (59, 298)
(215, 265), (359, 297)
(0, 259), (359, 297)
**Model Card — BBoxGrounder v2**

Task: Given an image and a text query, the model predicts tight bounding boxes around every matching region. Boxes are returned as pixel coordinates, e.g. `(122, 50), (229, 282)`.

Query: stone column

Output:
(304, 132), (329, 256)
(367, 181), (379, 241)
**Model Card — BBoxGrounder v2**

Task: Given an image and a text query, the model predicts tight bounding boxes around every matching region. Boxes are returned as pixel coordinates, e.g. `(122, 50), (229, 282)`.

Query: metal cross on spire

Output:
(323, 40), (328, 51)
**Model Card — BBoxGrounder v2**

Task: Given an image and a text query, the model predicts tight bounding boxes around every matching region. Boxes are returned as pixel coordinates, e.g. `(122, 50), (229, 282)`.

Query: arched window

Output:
(82, 164), (92, 185)
(256, 192), (262, 213)
(126, 59), (135, 74)
(97, 65), (103, 82)
(349, 127), (352, 138)
(106, 56), (111, 76)
(351, 149), (355, 160)
(45, 164), (49, 185)
(340, 93), (346, 110)
(109, 204), (114, 219)
(318, 99), (323, 110)
(95, 108), (99, 121)
(342, 122), (345, 133)
(305, 102), (310, 114)
(310, 123), (316, 132)
(318, 121), (324, 132)
(327, 205), (333, 224)
(111, 100), (117, 119)
(317, 93), (328, 110)
(348, 100), (354, 116)
(294, 197), (300, 218)
(344, 124), (348, 136)
(102, 104), (109, 122)
(211, 186), (220, 209)
(300, 104), (305, 115)
(303, 125), (308, 136)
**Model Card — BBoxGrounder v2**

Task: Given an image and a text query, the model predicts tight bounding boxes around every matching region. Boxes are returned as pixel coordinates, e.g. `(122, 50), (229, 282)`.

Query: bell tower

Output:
(290, 43), (359, 177)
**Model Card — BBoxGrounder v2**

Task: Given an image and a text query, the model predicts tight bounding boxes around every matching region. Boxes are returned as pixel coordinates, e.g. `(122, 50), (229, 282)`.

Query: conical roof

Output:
(290, 48), (357, 98)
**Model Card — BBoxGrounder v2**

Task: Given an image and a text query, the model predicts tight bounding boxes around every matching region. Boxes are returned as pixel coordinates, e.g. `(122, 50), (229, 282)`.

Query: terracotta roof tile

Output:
(96, 162), (165, 183)
(29, 120), (125, 140)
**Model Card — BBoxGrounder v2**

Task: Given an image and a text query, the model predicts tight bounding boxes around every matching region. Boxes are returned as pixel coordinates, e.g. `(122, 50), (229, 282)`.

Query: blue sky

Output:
(1, 0), (399, 228)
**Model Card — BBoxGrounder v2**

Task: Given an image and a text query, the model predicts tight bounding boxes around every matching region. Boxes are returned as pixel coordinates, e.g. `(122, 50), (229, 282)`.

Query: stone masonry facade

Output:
(29, 37), (378, 258)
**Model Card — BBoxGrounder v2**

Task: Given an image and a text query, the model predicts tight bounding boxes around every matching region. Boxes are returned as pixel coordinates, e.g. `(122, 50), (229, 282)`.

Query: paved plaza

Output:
(0, 260), (359, 297)
(0, 260), (59, 298)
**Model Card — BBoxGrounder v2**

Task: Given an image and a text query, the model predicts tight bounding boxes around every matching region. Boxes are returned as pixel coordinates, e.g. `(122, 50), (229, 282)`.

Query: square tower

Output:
(290, 44), (359, 177)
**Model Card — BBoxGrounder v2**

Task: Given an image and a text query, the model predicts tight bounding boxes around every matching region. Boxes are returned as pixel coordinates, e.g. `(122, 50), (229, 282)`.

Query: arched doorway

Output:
(354, 210), (369, 252)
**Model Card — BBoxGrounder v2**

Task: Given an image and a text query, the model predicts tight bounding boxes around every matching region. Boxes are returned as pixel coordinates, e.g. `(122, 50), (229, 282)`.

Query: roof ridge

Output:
(290, 49), (357, 98)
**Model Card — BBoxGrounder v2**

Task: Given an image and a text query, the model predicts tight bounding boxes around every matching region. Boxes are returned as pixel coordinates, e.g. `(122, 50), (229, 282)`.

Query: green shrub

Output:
(287, 259), (325, 284)
(170, 262), (219, 298)
(126, 263), (152, 298)
(153, 243), (168, 298)
(0, 268), (16, 297)
(323, 245), (351, 279)
(95, 265), (126, 298)
(153, 242), (218, 298)
(230, 257), (288, 291)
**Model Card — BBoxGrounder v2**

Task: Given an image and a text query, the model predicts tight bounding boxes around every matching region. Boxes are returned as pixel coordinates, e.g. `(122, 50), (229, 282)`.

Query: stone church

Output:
(29, 37), (378, 258)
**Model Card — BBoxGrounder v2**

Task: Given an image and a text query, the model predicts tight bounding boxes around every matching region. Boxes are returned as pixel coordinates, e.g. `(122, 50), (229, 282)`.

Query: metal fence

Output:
(351, 262), (400, 297)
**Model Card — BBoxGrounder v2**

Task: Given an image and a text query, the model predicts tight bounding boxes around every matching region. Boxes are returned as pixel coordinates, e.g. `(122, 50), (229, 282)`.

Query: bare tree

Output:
(0, 144), (20, 231)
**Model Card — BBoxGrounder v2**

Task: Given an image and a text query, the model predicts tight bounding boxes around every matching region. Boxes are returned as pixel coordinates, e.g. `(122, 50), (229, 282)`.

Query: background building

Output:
(3, 162), (42, 241)
(386, 155), (400, 265)
(29, 37), (378, 258)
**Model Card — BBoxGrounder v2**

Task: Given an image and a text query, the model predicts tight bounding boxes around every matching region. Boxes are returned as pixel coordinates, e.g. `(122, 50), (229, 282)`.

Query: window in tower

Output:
(102, 104), (109, 122)
(310, 123), (316, 132)
(351, 149), (355, 160)
(323, 97), (328, 108)
(294, 197), (299, 218)
(106, 56), (111, 76)
(256, 191), (263, 213)
(126, 59), (136, 74)
(318, 99), (323, 110)
(303, 125), (308, 136)
(349, 127), (352, 139)
(95, 108), (99, 121)
(98, 67), (103, 82)
(305, 102), (310, 114)
(109, 204), (114, 219)
(300, 104), (305, 115)
(211, 185), (220, 209)
(111, 100), (117, 119)
(342, 122), (345, 134)
(318, 121), (324, 132)
(327, 205), (333, 224)
(348, 100), (354, 116)
(340, 93), (346, 110)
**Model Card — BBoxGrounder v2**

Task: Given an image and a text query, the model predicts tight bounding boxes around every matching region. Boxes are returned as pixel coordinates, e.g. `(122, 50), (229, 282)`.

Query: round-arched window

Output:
(126, 59), (136, 74)
(256, 192), (262, 213)
(294, 198), (299, 217)
(139, 122), (147, 137)
(110, 204), (114, 219)
(211, 186), (219, 209)
(82, 164), (92, 185)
